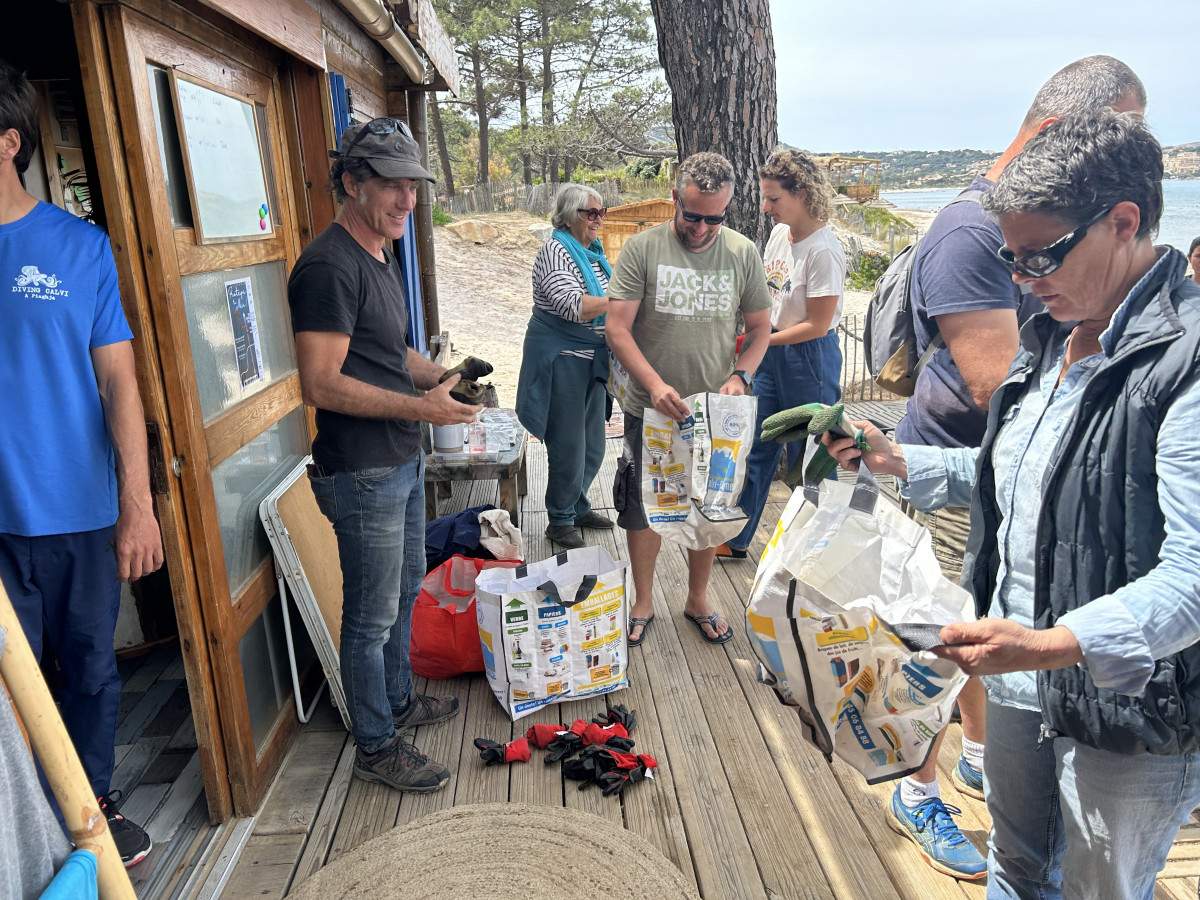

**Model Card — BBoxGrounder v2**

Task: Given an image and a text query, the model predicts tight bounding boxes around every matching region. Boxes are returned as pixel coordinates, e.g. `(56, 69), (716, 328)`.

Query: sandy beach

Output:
(436, 207), (935, 407)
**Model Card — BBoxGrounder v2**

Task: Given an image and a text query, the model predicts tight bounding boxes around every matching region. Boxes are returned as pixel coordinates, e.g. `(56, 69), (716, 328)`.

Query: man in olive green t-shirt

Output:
(606, 152), (772, 646)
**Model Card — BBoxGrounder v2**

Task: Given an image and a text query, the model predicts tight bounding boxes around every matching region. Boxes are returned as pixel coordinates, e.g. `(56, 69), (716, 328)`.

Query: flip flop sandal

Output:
(683, 611), (733, 645)
(627, 615), (655, 648)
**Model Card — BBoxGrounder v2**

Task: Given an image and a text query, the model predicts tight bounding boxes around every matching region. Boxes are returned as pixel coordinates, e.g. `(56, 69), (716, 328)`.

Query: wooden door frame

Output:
(100, 0), (309, 815)
(69, 0), (234, 822)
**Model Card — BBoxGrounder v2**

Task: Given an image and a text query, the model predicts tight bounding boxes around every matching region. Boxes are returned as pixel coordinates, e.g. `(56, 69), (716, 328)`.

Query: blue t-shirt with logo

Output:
(895, 176), (1035, 449)
(0, 202), (133, 536)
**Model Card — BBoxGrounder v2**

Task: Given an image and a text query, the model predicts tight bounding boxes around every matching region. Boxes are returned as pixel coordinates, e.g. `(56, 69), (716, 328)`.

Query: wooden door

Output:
(105, 5), (310, 814)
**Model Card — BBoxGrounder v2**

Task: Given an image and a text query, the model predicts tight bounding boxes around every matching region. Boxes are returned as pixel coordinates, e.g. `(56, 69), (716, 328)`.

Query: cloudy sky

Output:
(768, 0), (1193, 152)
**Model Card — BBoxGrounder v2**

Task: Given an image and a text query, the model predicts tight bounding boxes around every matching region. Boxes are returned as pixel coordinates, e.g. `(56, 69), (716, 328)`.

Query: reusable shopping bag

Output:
(641, 391), (757, 550)
(745, 460), (975, 783)
(475, 546), (629, 720)
(410, 555), (521, 680)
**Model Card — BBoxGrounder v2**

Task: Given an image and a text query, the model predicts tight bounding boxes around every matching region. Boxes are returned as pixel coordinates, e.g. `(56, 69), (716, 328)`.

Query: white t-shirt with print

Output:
(762, 222), (845, 332)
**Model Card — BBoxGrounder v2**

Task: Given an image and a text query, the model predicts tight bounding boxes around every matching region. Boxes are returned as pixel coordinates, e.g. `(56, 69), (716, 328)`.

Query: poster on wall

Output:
(172, 73), (273, 243)
(225, 277), (264, 389)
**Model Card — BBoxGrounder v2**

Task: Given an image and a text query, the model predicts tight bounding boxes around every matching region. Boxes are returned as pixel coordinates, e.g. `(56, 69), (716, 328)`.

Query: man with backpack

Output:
(877, 56), (1146, 880)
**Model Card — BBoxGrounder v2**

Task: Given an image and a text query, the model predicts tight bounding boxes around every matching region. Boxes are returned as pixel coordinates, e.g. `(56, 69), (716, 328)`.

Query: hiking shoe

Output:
(545, 524), (585, 549)
(887, 786), (986, 880)
(394, 692), (460, 729)
(714, 542), (748, 561)
(952, 755), (985, 800)
(574, 511), (614, 530)
(354, 733), (451, 793)
(98, 791), (151, 867)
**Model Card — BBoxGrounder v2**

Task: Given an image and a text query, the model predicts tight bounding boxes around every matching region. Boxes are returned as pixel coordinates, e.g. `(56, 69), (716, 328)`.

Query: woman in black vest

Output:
(826, 109), (1200, 899)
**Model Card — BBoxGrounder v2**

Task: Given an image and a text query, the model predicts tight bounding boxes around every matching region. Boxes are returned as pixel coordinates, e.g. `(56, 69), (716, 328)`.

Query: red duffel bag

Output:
(410, 554), (521, 679)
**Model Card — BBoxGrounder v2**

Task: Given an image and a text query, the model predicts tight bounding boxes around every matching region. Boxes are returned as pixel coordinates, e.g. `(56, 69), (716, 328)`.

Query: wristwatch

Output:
(733, 369), (753, 389)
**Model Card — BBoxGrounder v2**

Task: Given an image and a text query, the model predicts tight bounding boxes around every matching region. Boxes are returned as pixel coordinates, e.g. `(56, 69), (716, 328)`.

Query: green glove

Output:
(439, 356), (494, 383)
(762, 402), (871, 486)
(760, 402), (824, 443)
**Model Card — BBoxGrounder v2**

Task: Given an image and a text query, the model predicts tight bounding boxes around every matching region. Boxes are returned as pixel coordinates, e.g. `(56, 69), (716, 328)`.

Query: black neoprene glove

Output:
(544, 720), (588, 763)
(439, 356), (494, 383)
(592, 704), (637, 734)
(473, 736), (531, 765)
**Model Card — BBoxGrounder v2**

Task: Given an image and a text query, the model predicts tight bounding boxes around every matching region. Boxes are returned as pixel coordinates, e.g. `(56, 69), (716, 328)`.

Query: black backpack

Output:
(862, 189), (986, 396)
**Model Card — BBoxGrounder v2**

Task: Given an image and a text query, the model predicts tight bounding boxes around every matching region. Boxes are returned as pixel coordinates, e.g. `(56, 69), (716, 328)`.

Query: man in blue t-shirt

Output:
(885, 56), (1146, 881)
(0, 61), (163, 867)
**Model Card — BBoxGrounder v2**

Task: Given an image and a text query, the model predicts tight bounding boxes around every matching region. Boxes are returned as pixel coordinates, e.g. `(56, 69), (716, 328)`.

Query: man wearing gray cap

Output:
(288, 118), (480, 793)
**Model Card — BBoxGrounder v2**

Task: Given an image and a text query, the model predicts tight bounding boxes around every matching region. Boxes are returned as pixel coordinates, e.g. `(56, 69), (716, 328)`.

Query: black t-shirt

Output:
(287, 223), (420, 471)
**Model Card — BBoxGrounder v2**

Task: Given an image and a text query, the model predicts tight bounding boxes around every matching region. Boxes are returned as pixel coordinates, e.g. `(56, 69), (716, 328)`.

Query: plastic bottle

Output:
(468, 420), (486, 452)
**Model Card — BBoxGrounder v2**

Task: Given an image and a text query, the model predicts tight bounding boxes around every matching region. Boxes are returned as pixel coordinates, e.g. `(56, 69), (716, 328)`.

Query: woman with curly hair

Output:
(717, 149), (845, 560)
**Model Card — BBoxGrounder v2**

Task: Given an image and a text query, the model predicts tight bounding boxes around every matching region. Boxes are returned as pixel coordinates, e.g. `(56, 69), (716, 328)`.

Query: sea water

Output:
(881, 180), (1200, 255)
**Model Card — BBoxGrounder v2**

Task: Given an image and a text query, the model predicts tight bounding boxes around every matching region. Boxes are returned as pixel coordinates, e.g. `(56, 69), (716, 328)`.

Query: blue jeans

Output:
(984, 701), (1200, 899)
(730, 332), (841, 551)
(0, 529), (121, 798)
(543, 354), (606, 527)
(308, 455), (426, 753)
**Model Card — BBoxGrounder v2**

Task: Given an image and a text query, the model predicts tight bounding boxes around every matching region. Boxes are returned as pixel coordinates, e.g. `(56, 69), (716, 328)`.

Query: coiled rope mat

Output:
(289, 802), (701, 899)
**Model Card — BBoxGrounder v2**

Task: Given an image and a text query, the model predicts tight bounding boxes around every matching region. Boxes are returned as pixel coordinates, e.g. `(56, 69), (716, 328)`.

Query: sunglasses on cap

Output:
(677, 197), (727, 226)
(578, 207), (607, 221)
(342, 117), (413, 156)
(996, 207), (1112, 279)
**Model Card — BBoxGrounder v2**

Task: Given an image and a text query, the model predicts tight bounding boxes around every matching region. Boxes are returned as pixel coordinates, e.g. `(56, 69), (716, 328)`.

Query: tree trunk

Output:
(649, 0), (777, 246)
(429, 92), (455, 199)
(540, 8), (557, 186)
(515, 16), (532, 188)
(563, 155), (576, 182)
(470, 44), (490, 185)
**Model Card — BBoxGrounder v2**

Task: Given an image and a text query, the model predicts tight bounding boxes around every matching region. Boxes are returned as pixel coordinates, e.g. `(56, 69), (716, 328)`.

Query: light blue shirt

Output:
(899, 251), (1200, 707)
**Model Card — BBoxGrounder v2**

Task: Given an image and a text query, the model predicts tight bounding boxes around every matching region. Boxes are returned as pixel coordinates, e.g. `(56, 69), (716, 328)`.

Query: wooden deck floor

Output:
(216, 435), (1200, 900)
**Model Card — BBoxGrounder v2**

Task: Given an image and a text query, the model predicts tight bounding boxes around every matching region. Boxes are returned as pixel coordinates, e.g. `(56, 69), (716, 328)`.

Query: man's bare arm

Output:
(736, 307), (772, 374)
(405, 346), (449, 391)
(935, 308), (1020, 410)
(605, 298), (689, 420)
(295, 331), (478, 426)
(91, 341), (164, 581)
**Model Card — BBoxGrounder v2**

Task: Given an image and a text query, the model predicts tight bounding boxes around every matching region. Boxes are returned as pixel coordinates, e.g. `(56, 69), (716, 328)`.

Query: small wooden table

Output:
(424, 411), (529, 524)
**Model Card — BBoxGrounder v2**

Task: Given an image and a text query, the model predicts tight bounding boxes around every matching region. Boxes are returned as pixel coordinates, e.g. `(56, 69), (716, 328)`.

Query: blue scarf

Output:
(552, 228), (611, 327)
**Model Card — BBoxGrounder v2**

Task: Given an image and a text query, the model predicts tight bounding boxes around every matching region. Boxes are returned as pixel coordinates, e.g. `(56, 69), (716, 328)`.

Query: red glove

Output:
(473, 736), (531, 765)
(581, 721), (629, 746)
(526, 723), (562, 749)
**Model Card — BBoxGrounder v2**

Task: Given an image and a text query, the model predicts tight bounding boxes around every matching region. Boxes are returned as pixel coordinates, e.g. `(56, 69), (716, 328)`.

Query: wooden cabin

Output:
(599, 196), (675, 263)
(4, 0), (457, 827)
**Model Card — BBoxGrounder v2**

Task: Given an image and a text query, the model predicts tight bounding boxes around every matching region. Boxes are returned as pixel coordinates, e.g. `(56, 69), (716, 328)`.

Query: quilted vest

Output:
(965, 248), (1200, 755)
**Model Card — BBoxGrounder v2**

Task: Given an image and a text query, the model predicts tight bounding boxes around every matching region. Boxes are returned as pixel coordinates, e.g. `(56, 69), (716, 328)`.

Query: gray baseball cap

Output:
(335, 118), (434, 182)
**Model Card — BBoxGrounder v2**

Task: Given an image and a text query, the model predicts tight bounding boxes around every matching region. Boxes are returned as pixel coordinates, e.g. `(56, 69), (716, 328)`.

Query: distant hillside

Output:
(827, 149), (998, 189)
(779, 142), (1200, 189)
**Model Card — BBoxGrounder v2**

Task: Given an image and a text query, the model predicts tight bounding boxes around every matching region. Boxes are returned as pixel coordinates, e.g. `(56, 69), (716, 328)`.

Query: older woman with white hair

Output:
(516, 183), (613, 549)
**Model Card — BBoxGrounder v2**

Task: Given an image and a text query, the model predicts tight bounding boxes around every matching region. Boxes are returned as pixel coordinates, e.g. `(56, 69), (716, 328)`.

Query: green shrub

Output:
(847, 250), (891, 291)
(432, 205), (453, 226)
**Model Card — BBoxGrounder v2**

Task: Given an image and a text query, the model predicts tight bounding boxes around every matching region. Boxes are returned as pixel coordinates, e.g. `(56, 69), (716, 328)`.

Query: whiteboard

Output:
(173, 74), (273, 243)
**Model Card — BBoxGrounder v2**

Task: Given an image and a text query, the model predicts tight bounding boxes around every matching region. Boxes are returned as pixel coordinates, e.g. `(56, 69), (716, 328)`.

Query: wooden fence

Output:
(442, 177), (669, 217)
(838, 313), (903, 403)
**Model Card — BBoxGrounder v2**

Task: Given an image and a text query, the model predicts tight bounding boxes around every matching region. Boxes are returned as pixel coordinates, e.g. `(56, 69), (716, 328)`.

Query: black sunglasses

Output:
(341, 117), (413, 157)
(997, 207), (1111, 279)
(577, 207), (607, 221)
(677, 196), (727, 226)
